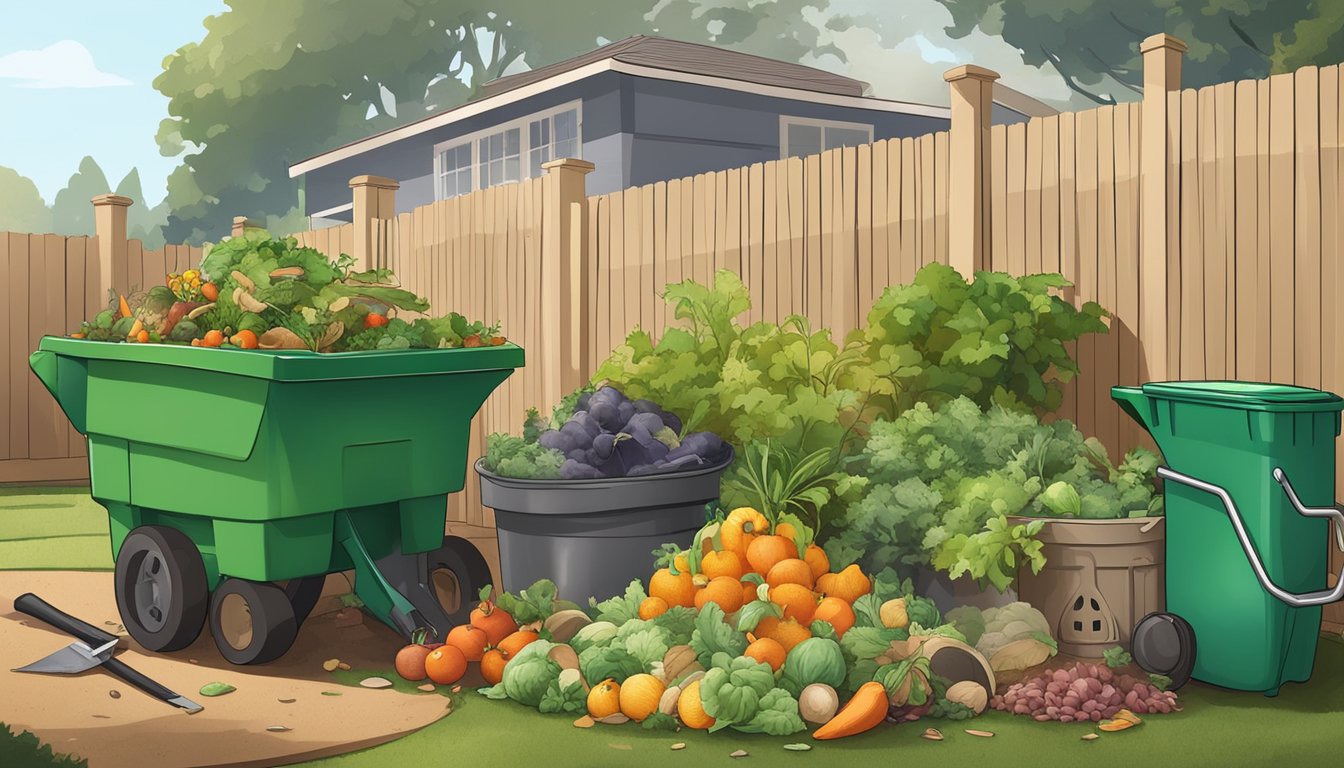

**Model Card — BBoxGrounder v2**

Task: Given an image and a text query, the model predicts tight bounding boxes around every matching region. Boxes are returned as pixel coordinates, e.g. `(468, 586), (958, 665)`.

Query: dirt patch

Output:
(0, 570), (456, 768)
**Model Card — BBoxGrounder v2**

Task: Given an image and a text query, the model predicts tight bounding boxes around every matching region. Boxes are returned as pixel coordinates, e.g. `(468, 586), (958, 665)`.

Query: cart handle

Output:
(1157, 466), (1344, 607)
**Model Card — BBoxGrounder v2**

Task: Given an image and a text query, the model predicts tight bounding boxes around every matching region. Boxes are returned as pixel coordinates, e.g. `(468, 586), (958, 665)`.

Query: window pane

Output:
(505, 128), (520, 156)
(554, 137), (578, 161)
(785, 123), (822, 158)
(530, 146), (548, 179)
(505, 156), (520, 183)
(555, 109), (577, 141)
(824, 126), (871, 150)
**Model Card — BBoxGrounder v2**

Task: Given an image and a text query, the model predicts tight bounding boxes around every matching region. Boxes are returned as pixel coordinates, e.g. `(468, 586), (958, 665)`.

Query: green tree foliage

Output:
(0, 167), (52, 234)
(50, 156), (111, 236)
(931, 0), (1344, 103)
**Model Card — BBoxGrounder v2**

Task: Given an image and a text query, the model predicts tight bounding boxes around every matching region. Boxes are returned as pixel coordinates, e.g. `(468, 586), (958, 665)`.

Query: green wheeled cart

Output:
(29, 337), (522, 665)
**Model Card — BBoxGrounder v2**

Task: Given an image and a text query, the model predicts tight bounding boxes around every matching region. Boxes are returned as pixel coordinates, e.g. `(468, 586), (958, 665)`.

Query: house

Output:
(289, 36), (1055, 226)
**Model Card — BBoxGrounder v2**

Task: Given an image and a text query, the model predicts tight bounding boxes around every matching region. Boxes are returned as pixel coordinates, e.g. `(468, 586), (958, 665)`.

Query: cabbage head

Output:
(570, 621), (618, 654)
(977, 602), (1053, 658)
(779, 638), (847, 697)
(501, 639), (560, 707)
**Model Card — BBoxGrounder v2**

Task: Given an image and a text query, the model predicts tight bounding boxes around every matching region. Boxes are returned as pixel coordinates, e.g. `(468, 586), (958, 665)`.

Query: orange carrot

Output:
(812, 681), (888, 740)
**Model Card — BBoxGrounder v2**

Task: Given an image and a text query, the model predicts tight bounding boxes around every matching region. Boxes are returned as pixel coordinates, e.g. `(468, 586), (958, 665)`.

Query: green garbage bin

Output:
(1113, 382), (1344, 695)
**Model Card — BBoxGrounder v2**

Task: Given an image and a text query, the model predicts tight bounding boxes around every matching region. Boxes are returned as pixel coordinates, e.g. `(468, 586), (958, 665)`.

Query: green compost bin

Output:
(1113, 381), (1344, 695)
(29, 336), (521, 649)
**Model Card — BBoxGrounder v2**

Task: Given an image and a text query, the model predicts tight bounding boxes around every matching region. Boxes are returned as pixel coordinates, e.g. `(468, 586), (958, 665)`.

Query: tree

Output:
(0, 167), (52, 234)
(50, 156), (111, 236)
(932, 0), (1344, 104)
(115, 168), (170, 249)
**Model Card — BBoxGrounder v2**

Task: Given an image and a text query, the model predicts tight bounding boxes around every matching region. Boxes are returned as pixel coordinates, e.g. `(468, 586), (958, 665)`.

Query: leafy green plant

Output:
(1104, 646), (1135, 669)
(480, 433), (564, 479)
(721, 440), (867, 536)
(0, 723), (86, 768)
(933, 515), (1047, 592)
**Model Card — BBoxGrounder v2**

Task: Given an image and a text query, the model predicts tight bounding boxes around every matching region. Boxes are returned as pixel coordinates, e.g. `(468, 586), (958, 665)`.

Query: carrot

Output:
(812, 681), (888, 740)
(118, 294), (132, 319)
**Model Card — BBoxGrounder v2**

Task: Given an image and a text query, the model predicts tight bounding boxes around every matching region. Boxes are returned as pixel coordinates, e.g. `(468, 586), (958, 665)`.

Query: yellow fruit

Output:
(639, 596), (670, 620)
(678, 680), (715, 729)
(619, 673), (666, 722)
(880, 598), (909, 629)
(588, 679), (621, 718)
(722, 508), (768, 559)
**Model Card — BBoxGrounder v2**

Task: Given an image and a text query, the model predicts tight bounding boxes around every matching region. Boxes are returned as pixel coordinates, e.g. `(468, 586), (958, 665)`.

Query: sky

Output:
(0, 1), (226, 207)
(0, 1), (1081, 212)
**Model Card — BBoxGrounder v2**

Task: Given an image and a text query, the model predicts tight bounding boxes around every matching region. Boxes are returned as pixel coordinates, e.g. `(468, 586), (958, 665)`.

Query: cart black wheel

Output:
(209, 579), (298, 665)
(283, 576), (327, 627)
(1132, 612), (1197, 691)
(425, 537), (492, 627)
(114, 525), (209, 652)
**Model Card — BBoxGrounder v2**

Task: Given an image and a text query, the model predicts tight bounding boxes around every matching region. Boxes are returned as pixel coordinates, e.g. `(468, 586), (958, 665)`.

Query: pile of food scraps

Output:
(387, 511), (1179, 741)
(69, 229), (505, 353)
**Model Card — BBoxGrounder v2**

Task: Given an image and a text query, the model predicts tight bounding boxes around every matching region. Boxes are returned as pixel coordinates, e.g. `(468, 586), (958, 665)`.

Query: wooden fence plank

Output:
(641, 182), (656, 336)
(1026, 117), (1044, 276)
(934, 131), (949, 266)
(858, 142), (874, 311)
(1007, 122), (1027, 276)
(1269, 72), (1296, 382)
(42, 234), (69, 458)
(1057, 112), (1079, 424)
(714, 170), (728, 278)
(838, 145), (859, 335)
(758, 162), (775, 324)
(806, 153), (823, 325)
(1321, 66), (1341, 422)
(1074, 107), (1099, 447)
(64, 237), (88, 456)
(1179, 89), (1206, 379)
(990, 126), (1008, 272)
(1295, 66), (1322, 388)
(0, 234), (11, 460)
(1234, 79), (1260, 380)
(745, 164), (763, 322)
(1042, 117), (1062, 280)
(1094, 106), (1118, 457)
(26, 235), (49, 459)
(820, 148), (838, 328)
(872, 139), (890, 298)
(898, 139), (916, 284)
(784, 157), (803, 315)
(1216, 83), (1237, 378)
(1199, 86), (1227, 380)
(1113, 104), (1142, 452)
(609, 190), (627, 351)
(691, 174), (708, 288)
(622, 186), (642, 338)
(665, 179), (683, 331)
(919, 135), (935, 267)
(653, 181), (668, 337)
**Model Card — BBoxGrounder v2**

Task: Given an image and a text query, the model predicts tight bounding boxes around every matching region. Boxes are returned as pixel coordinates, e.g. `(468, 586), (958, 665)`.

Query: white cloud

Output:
(0, 40), (132, 89)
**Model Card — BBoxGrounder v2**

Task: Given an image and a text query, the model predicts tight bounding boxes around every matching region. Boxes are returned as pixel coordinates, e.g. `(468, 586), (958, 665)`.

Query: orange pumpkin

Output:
(650, 567), (697, 608)
(639, 596), (670, 620)
(814, 596), (856, 638)
(694, 576), (745, 614)
(701, 549), (744, 580)
(721, 507), (768, 559)
(587, 679), (622, 718)
(803, 544), (830, 581)
(480, 648), (507, 685)
(746, 535), (798, 575)
(497, 630), (539, 660)
(770, 583), (818, 625)
(821, 564), (872, 604)
(744, 637), (787, 671)
(619, 673), (666, 722)
(471, 597), (518, 645)
(766, 558), (814, 589)
(678, 680), (715, 729)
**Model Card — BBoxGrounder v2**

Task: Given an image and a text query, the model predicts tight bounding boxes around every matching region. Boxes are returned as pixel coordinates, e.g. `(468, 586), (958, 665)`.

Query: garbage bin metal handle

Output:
(1156, 466), (1344, 608)
(1273, 468), (1344, 554)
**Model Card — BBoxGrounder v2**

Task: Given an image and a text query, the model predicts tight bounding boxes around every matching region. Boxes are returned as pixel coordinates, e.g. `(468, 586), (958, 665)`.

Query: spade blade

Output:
(13, 638), (118, 675)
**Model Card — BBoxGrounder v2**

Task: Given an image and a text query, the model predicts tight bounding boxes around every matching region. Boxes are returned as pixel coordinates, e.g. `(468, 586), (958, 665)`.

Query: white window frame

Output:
(778, 115), (875, 159)
(433, 99), (583, 199)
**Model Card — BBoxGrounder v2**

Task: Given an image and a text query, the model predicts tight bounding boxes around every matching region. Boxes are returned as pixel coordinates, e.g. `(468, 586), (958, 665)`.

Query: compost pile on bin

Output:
(70, 229), (504, 352)
(390, 507), (1182, 740)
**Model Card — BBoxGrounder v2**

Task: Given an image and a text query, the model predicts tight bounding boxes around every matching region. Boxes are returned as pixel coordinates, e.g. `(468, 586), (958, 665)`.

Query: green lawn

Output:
(5, 487), (1344, 768)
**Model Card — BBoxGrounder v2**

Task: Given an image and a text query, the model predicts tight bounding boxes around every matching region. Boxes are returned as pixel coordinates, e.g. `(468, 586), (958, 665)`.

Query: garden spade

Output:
(12, 593), (203, 713)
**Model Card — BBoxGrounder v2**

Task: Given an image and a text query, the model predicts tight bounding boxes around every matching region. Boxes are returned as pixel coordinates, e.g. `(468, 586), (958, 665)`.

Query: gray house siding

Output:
(300, 72), (1013, 223)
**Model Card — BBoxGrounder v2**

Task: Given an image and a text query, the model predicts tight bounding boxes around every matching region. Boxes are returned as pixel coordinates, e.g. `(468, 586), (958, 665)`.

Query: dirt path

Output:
(0, 570), (454, 768)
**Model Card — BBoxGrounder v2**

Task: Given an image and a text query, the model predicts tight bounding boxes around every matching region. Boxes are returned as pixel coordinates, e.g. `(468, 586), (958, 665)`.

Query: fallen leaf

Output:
(783, 743), (812, 751)
(320, 691), (342, 697)
(92, 715), (110, 720)
(451, 686), (462, 693)
(108, 690), (120, 699)
(188, 659), (198, 665)
(337, 662), (352, 671)
(608, 744), (632, 751)
(965, 729), (995, 738)
(104, 621), (117, 626)
(1098, 718), (1138, 733)
(322, 659), (341, 672)
(278, 698), (296, 704)
(670, 743), (686, 750)
(596, 713), (631, 725)
(417, 684), (436, 692)
(359, 677), (393, 689)
(1082, 733), (1100, 741)
(266, 725), (291, 733)
(730, 749), (749, 758)
(922, 728), (944, 741)
(573, 716), (595, 728)
(199, 682), (235, 697)
(1114, 709), (1143, 725)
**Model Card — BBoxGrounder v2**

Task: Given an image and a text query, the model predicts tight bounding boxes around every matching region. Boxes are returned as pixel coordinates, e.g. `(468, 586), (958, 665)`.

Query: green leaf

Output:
(736, 598), (783, 633)
(690, 603), (749, 669)
(588, 580), (647, 626)
(1102, 646), (1133, 669)
(641, 712), (679, 731)
(199, 682), (235, 697)
(783, 743), (813, 751)
(477, 683), (509, 700)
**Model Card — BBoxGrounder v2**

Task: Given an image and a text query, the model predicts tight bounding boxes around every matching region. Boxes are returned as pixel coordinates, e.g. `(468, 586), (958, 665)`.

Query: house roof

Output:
(479, 35), (869, 100)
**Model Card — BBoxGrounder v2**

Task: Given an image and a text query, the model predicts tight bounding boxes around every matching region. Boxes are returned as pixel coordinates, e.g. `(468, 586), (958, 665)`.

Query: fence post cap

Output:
(91, 194), (133, 207)
(541, 158), (596, 173)
(943, 64), (1000, 83)
(347, 174), (400, 190)
(1140, 34), (1188, 54)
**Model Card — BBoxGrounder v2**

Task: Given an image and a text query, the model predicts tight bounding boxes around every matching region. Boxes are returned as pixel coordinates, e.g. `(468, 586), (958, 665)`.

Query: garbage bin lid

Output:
(1141, 381), (1344, 412)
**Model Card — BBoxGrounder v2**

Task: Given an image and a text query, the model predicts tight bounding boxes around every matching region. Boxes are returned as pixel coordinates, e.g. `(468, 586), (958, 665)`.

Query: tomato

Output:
(364, 313), (389, 329)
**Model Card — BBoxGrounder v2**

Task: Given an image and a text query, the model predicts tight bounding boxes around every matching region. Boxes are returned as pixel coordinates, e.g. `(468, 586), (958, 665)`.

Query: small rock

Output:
(965, 729), (995, 738)
(278, 698), (296, 704)
(573, 716), (595, 728)
(608, 744), (632, 751)
(266, 725), (290, 733)
(730, 749), (749, 758)
(109, 690), (120, 699)
(922, 728), (943, 741)
(322, 659), (341, 672)
(337, 662), (352, 671)
(189, 659), (198, 664)
(417, 683), (436, 692)
(359, 677), (393, 689)
(451, 686), (462, 693)
(670, 743), (686, 750)
(1082, 733), (1100, 741)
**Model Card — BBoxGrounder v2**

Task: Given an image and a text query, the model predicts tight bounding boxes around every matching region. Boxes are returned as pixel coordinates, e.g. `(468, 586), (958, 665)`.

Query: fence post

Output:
(945, 65), (999, 277)
(541, 158), (596, 406)
(231, 216), (255, 237)
(1139, 34), (1185, 382)
(92, 194), (131, 301)
(349, 175), (400, 270)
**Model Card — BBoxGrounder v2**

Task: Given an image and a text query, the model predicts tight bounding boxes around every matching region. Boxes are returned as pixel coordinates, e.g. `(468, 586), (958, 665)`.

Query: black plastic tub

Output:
(476, 450), (734, 603)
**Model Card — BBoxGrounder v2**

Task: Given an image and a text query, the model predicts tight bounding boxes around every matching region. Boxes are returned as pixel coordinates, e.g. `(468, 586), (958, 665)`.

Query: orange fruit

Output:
(445, 624), (488, 662)
(746, 535), (798, 576)
(775, 521), (798, 542)
(587, 679), (621, 718)
(231, 329), (258, 349)
(650, 567), (696, 608)
(639, 596), (670, 620)
(203, 329), (224, 348)
(741, 580), (761, 606)
(694, 576), (745, 614)
(770, 583), (818, 625)
(424, 645), (468, 685)
(136, 329), (150, 344)
(471, 601), (519, 645)
(678, 680), (715, 729)
(701, 550), (744, 580)
(824, 564), (872, 604)
(722, 508), (768, 559)
(674, 551), (690, 573)
(480, 648), (507, 685)
(618, 673), (666, 722)
(744, 637), (787, 671)
(761, 617), (812, 653)
(814, 596), (856, 638)
(497, 630), (539, 660)
(803, 545), (830, 581)
(766, 558), (814, 589)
